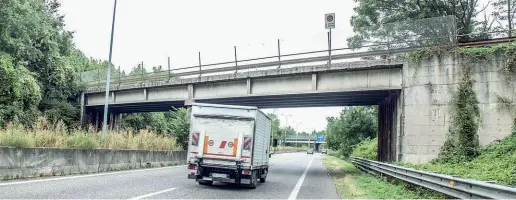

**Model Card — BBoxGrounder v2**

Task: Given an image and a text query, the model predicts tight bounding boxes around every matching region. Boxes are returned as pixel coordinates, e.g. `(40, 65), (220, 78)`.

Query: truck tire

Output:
(249, 171), (258, 189)
(259, 177), (266, 183)
(260, 169), (267, 183)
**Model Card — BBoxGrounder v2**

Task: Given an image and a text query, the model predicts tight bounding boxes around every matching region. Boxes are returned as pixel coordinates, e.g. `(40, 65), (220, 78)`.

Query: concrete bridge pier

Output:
(82, 108), (121, 132)
(377, 91), (400, 162)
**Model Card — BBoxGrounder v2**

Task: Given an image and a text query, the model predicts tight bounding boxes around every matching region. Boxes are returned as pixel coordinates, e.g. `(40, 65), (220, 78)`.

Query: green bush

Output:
(351, 137), (378, 160)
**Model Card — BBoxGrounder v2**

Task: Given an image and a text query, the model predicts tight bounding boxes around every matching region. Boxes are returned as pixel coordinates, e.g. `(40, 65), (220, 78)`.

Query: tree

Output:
(492, 0), (516, 37)
(0, 0), (107, 127)
(325, 106), (378, 157)
(0, 53), (41, 126)
(348, 0), (488, 50)
(166, 108), (190, 150)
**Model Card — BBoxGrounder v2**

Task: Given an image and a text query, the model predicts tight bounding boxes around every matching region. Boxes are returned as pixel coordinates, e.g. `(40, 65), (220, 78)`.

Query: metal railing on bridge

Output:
(78, 16), (515, 91)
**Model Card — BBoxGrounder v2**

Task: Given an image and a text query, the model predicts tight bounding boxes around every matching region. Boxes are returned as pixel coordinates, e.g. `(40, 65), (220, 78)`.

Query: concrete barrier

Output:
(0, 147), (186, 180)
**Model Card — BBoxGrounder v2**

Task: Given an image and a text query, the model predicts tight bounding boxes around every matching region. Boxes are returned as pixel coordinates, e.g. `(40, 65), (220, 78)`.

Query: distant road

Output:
(0, 153), (340, 199)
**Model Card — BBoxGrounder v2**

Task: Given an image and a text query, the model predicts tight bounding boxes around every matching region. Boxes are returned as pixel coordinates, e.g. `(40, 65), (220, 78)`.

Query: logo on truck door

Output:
(203, 137), (239, 157)
(219, 141), (227, 148)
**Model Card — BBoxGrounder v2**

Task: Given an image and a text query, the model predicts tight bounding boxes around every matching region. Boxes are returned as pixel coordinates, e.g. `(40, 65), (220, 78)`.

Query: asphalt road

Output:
(0, 152), (340, 199)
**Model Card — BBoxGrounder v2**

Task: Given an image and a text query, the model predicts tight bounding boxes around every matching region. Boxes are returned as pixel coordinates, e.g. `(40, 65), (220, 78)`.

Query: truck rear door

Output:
(193, 117), (254, 161)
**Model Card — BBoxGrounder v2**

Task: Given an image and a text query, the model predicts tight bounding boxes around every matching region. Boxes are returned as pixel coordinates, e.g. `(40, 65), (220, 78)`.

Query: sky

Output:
(58, 0), (355, 132)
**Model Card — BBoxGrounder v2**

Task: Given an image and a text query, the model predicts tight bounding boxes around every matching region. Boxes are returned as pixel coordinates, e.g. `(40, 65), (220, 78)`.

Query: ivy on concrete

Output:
(407, 43), (516, 163)
(436, 69), (480, 163)
(409, 43), (516, 75)
(496, 95), (516, 137)
(406, 46), (454, 63)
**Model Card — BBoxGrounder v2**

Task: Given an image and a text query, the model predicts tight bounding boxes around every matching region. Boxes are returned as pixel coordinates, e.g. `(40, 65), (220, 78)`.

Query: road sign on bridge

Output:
(325, 13), (335, 29)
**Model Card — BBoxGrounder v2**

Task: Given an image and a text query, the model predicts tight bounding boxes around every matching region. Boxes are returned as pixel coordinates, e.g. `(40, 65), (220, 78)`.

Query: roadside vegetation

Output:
(325, 106), (378, 158)
(322, 155), (445, 199)
(0, 118), (181, 150)
(350, 137), (377, 160)
(398, 134), (516, 186)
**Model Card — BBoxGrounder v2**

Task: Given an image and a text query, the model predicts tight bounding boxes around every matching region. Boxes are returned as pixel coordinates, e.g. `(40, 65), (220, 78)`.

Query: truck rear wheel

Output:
(260, 169), (267, 183)
(259, 177), (266, 183)
(249, 171), (258, 189)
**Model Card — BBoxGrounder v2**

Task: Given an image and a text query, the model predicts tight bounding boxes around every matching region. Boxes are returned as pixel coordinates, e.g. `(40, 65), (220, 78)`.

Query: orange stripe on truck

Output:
(233, 138), (238, 156)
(203, 136), (209, 154)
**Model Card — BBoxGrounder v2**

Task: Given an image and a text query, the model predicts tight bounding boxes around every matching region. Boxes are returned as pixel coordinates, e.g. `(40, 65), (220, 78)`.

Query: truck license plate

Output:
(211, 173), (227, 178)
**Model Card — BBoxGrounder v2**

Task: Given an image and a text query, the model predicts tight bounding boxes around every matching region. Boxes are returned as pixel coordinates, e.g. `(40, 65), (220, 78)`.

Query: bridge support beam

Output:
(95, 110), (100, 132)
(311, 73), (317, 90)
(246, 78), (251, 95)
(377, 91), (399, 162)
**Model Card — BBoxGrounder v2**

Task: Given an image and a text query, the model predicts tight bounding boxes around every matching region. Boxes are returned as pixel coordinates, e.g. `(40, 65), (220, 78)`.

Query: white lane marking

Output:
(128, 187), (177, 200)
(288, 155), (315, 200)
(0, 165), (186, 186)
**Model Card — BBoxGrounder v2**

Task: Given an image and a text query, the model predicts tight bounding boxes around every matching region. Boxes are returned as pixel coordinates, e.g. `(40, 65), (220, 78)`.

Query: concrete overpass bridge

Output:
(78, 17), (516, 164)
(81, 59), (401, 162)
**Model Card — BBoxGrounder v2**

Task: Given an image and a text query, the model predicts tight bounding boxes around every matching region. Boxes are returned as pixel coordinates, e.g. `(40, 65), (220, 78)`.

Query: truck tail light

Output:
(242, 170), (251, 175)
(243, 137), (252, 150)
(188, 164), (196, 170)
(191, 132), (200, 146)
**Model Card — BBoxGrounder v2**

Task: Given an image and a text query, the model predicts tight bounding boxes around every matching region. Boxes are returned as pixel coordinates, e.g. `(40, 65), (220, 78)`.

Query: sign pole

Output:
(325, 13), (335, 66)
(329, 29), (332, 65)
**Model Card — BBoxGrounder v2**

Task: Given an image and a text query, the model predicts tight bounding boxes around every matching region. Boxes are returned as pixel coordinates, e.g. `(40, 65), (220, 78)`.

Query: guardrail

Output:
(80, 45), (420, 90)
(350, 157), (516, 199)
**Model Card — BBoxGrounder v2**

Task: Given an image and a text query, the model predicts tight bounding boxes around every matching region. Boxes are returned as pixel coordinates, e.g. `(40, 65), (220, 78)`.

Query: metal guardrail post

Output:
(234, 46), (238, 73)
(198, 51), (202, 78)
(168, 57), (171, 82)
(140, 61), (144, 84)
(277, 39), (281, 69)
(117, 65), (121, 88)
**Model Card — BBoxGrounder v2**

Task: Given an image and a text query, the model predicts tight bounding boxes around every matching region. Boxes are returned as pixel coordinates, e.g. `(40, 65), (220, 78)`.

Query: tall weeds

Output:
(0, 117), (180, 150)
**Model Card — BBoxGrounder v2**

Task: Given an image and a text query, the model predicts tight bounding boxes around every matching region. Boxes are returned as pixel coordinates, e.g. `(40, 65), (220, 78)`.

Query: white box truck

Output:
(186, 103), (271, 189)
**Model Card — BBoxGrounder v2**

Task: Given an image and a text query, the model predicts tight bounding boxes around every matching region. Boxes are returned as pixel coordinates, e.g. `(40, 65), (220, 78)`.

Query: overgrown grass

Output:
(0, 118), (181, 150)
(351, 137), (377, 160)
(398, 134), (516, 186)
(322, 155), (445, 199)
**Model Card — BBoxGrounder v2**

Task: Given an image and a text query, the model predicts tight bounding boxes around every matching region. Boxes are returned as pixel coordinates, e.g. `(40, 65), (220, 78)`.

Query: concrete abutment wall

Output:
(398, 54), (516, 163)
